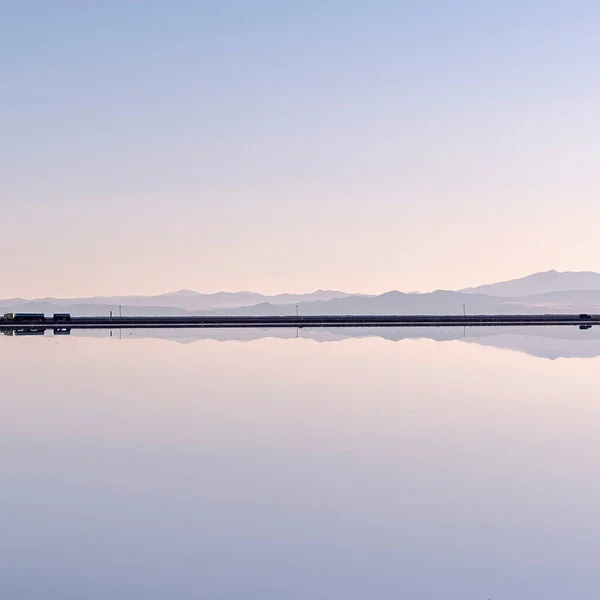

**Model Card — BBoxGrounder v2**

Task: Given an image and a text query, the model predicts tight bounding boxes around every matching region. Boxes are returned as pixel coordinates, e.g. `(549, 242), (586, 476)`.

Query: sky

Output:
(2, 0), (600, 297)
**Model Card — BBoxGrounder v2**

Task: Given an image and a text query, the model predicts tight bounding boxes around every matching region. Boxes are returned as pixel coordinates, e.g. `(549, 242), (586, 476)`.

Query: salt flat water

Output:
(2, 329), (600, 599)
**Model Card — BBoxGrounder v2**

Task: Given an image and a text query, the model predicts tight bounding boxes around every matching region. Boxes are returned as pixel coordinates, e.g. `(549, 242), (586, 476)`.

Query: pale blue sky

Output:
(2, 1), (600, 297)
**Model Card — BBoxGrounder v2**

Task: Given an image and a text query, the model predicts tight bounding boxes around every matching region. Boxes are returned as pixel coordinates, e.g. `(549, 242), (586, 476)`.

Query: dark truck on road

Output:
(52, 314), (72, 322)
(3, 313), (72, 322)
(3, 313), (46, 322)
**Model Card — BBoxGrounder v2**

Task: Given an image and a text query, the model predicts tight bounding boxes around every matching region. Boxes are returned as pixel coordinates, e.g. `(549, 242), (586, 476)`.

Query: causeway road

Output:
(1, 314), (598, 329)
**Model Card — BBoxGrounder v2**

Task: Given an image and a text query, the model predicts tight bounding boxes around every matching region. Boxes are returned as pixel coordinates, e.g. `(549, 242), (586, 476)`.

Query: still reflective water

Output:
(2, 328), (600, 599)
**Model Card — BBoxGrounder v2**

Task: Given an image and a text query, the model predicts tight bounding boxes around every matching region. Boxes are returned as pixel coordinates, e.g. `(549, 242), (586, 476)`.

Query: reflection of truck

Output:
(3, 328), (46, 336)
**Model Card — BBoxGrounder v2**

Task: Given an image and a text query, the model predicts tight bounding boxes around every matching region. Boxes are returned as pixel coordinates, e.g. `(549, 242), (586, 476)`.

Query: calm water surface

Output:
(2, 329), (600, 599)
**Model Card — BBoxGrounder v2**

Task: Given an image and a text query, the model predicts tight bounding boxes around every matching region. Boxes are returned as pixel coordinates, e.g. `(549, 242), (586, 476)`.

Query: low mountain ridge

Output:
(198, 290), (508, 316)
(10, 289), (354, 312)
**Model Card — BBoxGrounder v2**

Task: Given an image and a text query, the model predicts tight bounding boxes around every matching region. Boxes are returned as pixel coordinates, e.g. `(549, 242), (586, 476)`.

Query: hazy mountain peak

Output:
(160, 289), (200, 297)
(461, 270), (600, 297)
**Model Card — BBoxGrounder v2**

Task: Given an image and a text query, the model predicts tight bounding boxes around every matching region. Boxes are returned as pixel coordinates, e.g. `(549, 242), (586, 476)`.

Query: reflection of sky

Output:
(3, 1), (600, 296)
(1, 336), (600, 598)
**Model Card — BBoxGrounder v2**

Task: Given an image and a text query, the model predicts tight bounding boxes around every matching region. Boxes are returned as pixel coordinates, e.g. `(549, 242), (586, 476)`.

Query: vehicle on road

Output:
(2, 313), (71, 322)
(3, 313), (46, 322)
(53, 313), (72, 322)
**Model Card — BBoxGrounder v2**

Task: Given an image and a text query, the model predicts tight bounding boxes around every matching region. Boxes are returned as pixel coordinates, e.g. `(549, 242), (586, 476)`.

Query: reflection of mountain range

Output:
(5, 270), (600, 317)
(69, 326), (600, 361)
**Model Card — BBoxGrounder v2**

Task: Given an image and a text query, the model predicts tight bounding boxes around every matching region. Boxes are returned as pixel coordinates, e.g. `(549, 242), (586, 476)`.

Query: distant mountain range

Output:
(0, 290), (357, 316)
(460, 269), (600, 296)
(4, 270), (600, 316)
(0, 289), (353, 312)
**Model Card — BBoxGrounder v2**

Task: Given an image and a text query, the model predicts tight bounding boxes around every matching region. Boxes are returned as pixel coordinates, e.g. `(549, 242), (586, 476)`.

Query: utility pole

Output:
(296, 304), (299, 318)
(119, 305), (122, 318)
(462, 304), (466, 317)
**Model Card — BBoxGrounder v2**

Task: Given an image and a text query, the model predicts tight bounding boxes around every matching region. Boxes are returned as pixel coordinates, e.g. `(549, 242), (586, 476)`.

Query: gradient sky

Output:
(2, 1), (600, 297)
